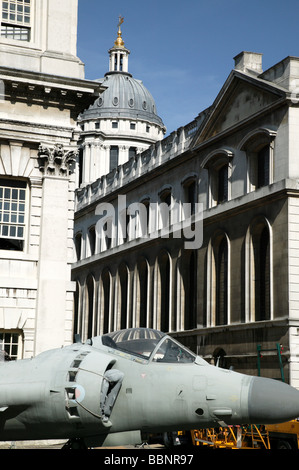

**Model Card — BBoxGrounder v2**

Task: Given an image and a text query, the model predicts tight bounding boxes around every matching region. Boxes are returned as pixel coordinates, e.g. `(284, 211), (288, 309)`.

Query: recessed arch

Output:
(179, 249), (197, 330)
(100, 268), (112, 334)
(73, 280), (81, 340)
(156, 250), (172, 332)
(117, 262), (130, 330)
(85, 274), (95, 340)
(201, 149), (234, 207)
(239, 128), (276, 192)
(245, 216), (272, 322)
(207, 231), (230, 327)
(136, 257), (150, 328)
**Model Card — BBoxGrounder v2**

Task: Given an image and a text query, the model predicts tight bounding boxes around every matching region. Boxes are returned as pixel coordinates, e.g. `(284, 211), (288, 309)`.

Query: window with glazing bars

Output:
(0, 179), (26, 251)
(0, 330), (22, 360)
(1, 0), (31, 41)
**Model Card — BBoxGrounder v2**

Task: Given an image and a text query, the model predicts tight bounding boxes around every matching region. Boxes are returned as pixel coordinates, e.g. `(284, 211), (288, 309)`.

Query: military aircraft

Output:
(1, 327), (299, 449)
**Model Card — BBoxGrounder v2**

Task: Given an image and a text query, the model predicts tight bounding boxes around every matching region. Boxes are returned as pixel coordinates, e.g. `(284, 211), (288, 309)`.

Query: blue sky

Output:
(78, 0), (299, 135)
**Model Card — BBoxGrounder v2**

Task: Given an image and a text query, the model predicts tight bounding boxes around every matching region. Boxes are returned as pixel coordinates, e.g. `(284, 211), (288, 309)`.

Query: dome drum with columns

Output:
(78, 19), (166, 186)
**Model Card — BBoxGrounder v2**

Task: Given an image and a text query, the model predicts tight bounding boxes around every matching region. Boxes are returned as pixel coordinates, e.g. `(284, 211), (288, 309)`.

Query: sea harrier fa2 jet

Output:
(0, 327), (299, 448)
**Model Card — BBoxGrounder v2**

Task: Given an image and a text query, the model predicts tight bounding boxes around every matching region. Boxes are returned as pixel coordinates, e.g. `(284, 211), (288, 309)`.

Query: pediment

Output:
(193, 74), (286, 146)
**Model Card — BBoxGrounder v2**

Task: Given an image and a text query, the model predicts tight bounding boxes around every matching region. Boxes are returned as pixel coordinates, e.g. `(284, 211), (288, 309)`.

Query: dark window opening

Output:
(110, 146), (119, 172)
(257, 145), (270, 188)
(184, 180), (197, 215)
(88, 226), (96, 256)
(75, 233), (82, 261)
(78, 148), (83, 187)
(129, 147), (137, 159)
(255, 226), (270, 321)
(217, 165), (228, 204)
(216, 238), (228, 325)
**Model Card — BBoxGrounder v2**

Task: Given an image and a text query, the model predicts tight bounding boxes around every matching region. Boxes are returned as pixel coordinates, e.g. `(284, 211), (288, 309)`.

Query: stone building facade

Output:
(0, 0), (101, 358)
(73, 47), (299, 388)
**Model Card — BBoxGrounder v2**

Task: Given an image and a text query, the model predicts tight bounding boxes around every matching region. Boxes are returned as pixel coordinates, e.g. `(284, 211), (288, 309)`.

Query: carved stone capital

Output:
(38, 143), (78, 176)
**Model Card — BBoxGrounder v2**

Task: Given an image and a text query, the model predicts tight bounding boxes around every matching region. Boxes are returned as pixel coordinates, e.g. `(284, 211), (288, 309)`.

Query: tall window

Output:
(217, 164), (228, 204)
(86, 275), (95, 340)
(0, 179), (26, 251)
(215, 237), (228, 325)
(101, 269), (111, 334)
(181, 250), (197, 330)
(257, 145), (270, 188)
(129, 147), (137, 159)
(118, 263), (129, 330)
(1, 0), (31, 41)
(88, 226), (96, 256)
(240, 128), (276, 192)
(254, 226), (270, 321)
(73, 282), (80, 340)
(137, 258), (148, 328)
(246, 218), (272, 322)
(202, 149), (233, 207)
(207, 233), (230, 327)
(182, 177), (197, 216)
(110, 146), (119, 172)
(158, 251), (171, 332)
(74, 232), (82, 261)
(159, 187), (172, 229)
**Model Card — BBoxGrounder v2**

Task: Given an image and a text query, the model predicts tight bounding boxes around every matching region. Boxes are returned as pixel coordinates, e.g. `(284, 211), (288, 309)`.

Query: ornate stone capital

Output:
(38, 143), (78, 176)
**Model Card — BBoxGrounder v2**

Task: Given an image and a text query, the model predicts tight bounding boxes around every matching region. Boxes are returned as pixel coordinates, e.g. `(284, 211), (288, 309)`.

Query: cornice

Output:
(0, 66), (103, 114)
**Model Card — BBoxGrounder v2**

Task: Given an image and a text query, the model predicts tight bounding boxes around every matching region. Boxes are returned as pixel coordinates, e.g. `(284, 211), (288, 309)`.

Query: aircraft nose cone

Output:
(248, 377), (299, 424)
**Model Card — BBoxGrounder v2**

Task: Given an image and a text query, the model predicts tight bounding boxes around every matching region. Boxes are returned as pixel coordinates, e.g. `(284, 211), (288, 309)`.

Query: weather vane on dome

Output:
(114, 15), (125, 48)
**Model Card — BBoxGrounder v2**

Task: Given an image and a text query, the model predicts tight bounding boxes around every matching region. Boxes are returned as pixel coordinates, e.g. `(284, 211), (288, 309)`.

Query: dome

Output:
(77, 19), (166, 186)
(81, 71), (165, 128)
(80, 19), (165, 131)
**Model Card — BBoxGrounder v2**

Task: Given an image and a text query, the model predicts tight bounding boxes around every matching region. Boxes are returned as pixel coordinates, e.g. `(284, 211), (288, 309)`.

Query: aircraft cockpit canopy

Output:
(102, 328), (196, 363)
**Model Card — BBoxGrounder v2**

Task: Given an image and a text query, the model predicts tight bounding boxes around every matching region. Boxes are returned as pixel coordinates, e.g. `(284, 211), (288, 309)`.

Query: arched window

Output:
(88, 226), (96, 256)
(74, 232), (82, 261)
(118, 263), (129, 330)
(246, 218), (272, 322)
(217, 164), (228, 204)
(159, 186), (172, 230)
(201, 149), (233, 207)
(157, 251), (171, 332)
(207, 232), (230, 326)
(239, 128), (276, 192)
(182, 175), (197, 216)
(215, 237), (228, 325)
(73, 281), (81, 340)
(181, 250), (197, 330)
(101, 269), (111, 334)
(257, 227), (270, 320)
(85, 275), (95, 339)
(257, 145), (270, 188)
(137, 257), (149, 328)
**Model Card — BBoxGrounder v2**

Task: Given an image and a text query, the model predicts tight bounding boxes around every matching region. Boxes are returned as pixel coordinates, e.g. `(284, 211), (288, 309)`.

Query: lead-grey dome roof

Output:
(81, 71), (165, 129)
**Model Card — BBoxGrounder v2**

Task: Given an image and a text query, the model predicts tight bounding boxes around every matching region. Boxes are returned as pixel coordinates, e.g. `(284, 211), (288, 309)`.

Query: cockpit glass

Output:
(152, 338), (196, 363)
(102, 328), (196, 363)
(102, 328), (166, 359)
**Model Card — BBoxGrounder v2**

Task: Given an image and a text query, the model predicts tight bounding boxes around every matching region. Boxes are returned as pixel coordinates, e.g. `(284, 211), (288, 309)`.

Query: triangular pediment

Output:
(192, 72), (286, 146)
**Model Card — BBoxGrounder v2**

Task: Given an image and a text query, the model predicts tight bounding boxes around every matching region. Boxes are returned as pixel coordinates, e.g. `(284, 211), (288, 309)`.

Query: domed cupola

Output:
(78, 18), (166, 186)
(81, 18), (165, 128)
